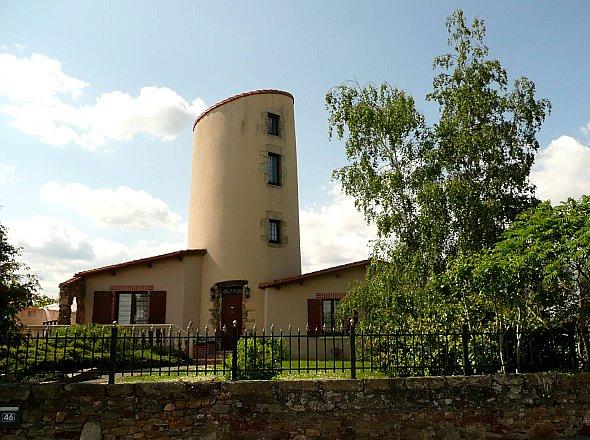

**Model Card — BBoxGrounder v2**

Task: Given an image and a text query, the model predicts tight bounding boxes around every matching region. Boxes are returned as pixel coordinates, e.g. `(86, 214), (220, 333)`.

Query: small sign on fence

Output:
(0, 407), (21, 425)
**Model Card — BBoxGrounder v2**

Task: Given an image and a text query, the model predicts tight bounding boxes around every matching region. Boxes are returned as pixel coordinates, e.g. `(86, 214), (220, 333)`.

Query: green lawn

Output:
(115, 360), (385, 382)
(118, 372), (226, 383)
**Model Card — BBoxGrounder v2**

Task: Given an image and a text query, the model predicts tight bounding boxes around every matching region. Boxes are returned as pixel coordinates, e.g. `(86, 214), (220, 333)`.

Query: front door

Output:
(220, 291), (243, 349)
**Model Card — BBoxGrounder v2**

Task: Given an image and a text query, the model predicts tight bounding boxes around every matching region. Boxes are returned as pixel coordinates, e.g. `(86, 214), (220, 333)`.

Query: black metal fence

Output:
(0, 323), (584, 384)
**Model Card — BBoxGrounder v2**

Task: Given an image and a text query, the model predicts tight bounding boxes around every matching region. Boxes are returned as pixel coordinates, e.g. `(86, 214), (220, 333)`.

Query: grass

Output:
(114, 360), (386, 383)
(275, 371), (385, 380)
(118, 372), (226, 383)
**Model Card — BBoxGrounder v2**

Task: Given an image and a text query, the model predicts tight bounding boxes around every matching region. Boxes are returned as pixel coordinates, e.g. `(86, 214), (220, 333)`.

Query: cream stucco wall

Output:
(263, 265), (367, 332)
(188, 91), (301, 330)
(82, 254), (204, 329)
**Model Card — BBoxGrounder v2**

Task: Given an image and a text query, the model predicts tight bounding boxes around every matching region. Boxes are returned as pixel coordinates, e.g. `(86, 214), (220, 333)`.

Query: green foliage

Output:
(437, 196), (590, 334)
(0, 325), (191, 382)
(326, 9), (550, 332)
(0, 222), (40, 337)
(228, 337), (287, 380)
(31, 295), (57, 308)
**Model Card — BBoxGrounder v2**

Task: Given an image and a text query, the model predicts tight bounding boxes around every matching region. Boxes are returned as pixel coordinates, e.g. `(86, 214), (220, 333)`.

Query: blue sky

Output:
(1, 1), (590, 296)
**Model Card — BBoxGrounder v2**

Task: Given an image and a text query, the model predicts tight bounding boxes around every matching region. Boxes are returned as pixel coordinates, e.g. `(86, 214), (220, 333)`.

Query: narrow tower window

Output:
(267, 113), (280, 136)
(267, 153), (281, 185)
(268, 219), (281, 244)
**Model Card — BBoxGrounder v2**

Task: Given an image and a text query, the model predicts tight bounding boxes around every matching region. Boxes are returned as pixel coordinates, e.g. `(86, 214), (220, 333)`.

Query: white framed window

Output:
(117, 292), (149, 324)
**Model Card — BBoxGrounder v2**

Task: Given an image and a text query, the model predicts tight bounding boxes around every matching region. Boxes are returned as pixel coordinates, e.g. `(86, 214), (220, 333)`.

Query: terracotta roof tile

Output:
(59, 276), (82, 286)
(258, 259), (369, 289)
(72, 249), (206, 278)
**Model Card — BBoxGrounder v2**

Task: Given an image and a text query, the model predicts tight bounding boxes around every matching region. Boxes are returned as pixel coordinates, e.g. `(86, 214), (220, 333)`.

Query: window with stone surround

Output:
(268, 219), (281, 244)
(267, 153), (281, 185)
(267, 112), (280, 136)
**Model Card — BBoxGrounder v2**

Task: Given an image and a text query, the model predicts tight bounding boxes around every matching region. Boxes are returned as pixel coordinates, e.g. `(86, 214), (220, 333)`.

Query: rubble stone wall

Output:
(2, 374), (590, 439)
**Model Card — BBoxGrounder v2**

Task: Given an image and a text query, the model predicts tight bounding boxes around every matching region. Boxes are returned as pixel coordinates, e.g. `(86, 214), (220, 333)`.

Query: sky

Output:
(1, 1), (590, 297)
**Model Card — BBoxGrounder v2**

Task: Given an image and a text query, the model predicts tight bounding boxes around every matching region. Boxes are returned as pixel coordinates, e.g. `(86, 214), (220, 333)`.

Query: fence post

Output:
(350, 319), (357, 379)
(461, 323), (472, 376)
(108, 324), (118, 384)
(231, 320), (238, 381)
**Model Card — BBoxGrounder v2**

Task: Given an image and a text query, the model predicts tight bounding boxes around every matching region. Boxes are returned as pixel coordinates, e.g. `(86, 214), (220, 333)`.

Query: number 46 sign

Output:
(0, 407), (21, 424)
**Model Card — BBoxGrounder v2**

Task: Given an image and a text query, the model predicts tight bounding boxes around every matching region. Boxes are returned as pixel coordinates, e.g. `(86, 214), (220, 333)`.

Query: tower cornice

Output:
(193, 89), (294, 130)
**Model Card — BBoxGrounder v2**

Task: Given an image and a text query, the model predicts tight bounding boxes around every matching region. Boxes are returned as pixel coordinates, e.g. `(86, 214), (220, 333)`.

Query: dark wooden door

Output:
(220, 292), (243, 349)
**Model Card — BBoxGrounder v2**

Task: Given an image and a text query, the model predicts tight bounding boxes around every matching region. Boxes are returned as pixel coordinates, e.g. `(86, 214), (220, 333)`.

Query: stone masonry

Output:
(3, 374), (590, 439)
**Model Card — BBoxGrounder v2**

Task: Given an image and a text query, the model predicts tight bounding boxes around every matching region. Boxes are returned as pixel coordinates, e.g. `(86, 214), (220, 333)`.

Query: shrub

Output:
(228, 336), (287, 380)
(0, 325), (190, 382)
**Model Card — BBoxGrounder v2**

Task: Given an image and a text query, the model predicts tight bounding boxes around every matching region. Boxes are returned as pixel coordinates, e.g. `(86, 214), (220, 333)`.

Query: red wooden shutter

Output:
(149, 291), (166, 324)
(93, 291), (114, 324)
(307, 298), (322, 335)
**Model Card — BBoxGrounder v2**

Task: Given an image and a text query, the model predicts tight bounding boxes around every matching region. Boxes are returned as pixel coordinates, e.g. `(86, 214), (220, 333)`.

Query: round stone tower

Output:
(188, 90), (301, 333)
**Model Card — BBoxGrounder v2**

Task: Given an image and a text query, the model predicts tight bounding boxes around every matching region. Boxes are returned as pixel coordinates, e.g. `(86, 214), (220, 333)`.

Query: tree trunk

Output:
(516, 310), (523, 374)
(579, 289), (590, 369)
(498, 330), (506, 374)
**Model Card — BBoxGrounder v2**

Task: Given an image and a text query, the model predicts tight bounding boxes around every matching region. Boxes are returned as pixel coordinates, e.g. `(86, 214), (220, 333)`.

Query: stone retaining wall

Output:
(2, 374), (590, 439)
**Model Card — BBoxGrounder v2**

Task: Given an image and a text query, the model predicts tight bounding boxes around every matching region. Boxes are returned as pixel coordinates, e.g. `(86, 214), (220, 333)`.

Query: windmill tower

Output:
(188, 90), (301, 334)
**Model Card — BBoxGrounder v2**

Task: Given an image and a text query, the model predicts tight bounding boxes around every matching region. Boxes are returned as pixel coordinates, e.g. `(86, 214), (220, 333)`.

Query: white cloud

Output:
(0, 52), (206, 151)
(0, 53), (88, 102)
(91, 237), (184, 263)
(0, 164), (18, 186)
(531, 135), (590, 204)
(7, 216), (95, 296)
(6, 215), (184, 298)
(8, 215), (95, 261)
(39, 181), (184, 231)
(300, 184), (377, 273)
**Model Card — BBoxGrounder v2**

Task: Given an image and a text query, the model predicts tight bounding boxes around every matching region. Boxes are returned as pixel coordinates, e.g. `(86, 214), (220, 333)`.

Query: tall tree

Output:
(0, 222), (40, 336)
(326, 10), (550, 330)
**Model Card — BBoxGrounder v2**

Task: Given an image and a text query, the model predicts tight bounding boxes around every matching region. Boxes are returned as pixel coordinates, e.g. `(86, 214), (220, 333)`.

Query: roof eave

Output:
(72, 249), (207, 278)
(258, 259), (370, 289)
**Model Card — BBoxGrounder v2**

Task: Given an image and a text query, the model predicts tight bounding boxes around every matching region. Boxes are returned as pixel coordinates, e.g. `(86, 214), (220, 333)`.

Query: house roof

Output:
(193, 89), (294, 130)
(258, 259), (370, 289)
(67, 249), (206, 281)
